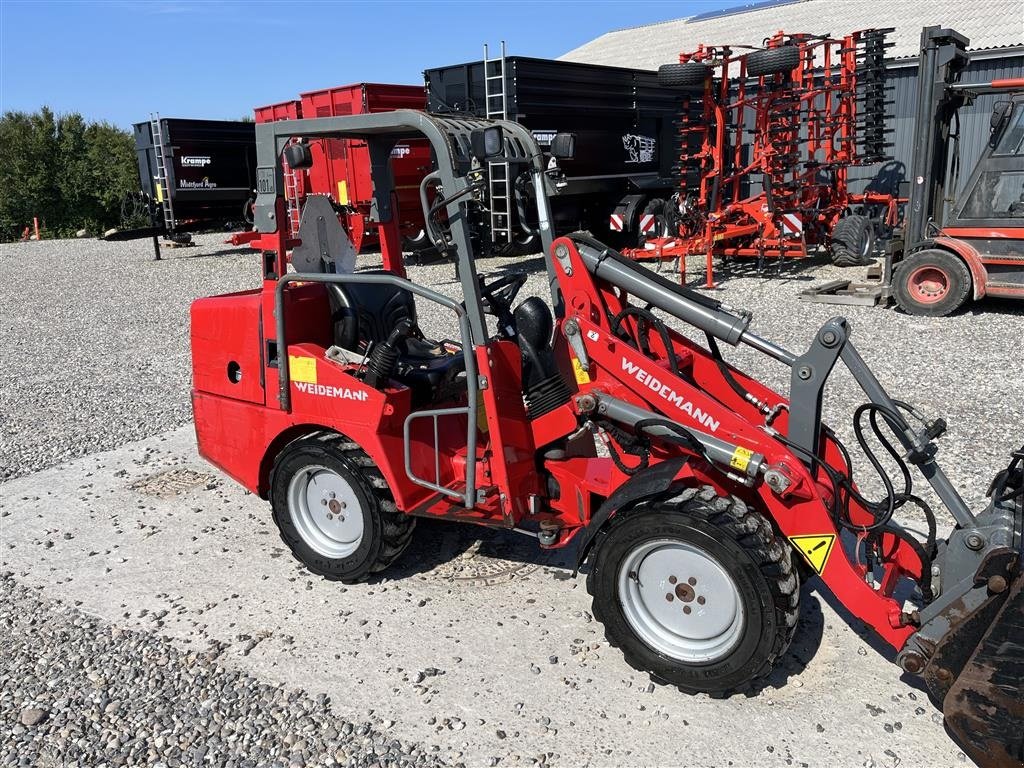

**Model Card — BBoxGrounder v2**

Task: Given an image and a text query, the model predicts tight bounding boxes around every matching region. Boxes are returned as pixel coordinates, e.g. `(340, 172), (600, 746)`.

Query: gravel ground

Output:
(0, 574), (448, 768)
(0, 236), (256, 482)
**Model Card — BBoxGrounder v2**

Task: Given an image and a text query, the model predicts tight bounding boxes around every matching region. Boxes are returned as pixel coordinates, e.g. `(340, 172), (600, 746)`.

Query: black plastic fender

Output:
(573, 457), (688, 573)
(611, 194), (648, 234)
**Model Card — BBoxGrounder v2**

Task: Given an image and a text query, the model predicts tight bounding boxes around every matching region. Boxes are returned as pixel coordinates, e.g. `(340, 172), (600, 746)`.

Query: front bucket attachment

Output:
(942, 575), (1024, 768)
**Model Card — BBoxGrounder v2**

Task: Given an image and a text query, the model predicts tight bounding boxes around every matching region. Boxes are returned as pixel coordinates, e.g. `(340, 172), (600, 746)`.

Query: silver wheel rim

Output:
(287, 465), (364, 559)
(618, 539), (745, 663)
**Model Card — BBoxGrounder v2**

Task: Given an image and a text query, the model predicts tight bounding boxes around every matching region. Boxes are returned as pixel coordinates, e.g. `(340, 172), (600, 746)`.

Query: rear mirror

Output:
(551, 133), (576, 160)
(284, 141), (313, 169)
(470, 126), (504, 160)
(991, 101), (1012, 132)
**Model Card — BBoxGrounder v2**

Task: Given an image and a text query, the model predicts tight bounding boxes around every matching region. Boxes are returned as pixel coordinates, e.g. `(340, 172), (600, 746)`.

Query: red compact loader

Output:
(190, 110), (1022, 767)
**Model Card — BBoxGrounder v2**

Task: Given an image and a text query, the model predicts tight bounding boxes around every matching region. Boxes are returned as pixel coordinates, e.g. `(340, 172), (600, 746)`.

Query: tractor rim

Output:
(618, 538), (745, 663)
(287, 465), (364, 559)
(907, 265), (950, 304)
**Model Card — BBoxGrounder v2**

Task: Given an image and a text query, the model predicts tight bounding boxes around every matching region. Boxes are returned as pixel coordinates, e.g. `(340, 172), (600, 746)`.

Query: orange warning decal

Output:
(789, 534), (836, 574)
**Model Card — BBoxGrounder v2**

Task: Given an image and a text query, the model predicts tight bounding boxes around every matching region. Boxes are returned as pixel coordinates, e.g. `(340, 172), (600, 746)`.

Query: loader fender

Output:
(573, 457), (688, 573)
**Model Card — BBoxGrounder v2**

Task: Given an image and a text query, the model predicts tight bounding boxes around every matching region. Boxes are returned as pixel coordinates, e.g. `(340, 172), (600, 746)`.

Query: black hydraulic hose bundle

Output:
(703, 333), (941, 599)
(610, 306), (682, 377)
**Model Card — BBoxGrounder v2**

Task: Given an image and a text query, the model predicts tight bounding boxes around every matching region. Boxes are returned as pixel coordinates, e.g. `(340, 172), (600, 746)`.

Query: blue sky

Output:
(0, 0), (736, 128)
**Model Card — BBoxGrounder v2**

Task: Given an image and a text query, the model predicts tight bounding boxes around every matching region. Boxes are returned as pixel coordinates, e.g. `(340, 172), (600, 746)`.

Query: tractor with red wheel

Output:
(190, 109), (1023, 767)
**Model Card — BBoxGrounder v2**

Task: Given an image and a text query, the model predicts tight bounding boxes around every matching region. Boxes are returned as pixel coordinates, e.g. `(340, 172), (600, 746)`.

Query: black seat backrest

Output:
(334, 271), (418, 347)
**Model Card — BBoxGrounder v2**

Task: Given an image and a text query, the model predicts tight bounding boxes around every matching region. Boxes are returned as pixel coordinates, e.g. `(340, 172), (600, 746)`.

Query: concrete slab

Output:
(0, 427), (966, 767)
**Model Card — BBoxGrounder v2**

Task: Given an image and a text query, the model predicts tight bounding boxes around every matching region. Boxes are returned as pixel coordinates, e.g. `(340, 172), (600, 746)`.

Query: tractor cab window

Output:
(960, 170), (1024, 219)
(993, 105), (1024, 156)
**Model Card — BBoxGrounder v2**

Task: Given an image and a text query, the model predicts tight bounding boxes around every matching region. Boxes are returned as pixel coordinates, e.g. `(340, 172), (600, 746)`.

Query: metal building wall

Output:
(847, 53), (1024, 197)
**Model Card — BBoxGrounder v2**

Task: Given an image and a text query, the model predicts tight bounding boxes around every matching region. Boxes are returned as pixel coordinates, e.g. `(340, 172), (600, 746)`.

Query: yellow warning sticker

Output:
(789, 534), (837, 574)
(337, 180), (349, 206)
(289, 355), (317, 385)
(730, 446), (753, 471)
(572, 358), (591, 384)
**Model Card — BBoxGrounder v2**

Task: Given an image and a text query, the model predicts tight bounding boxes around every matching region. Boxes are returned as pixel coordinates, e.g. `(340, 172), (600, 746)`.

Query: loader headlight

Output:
(470, 126), (504, 161)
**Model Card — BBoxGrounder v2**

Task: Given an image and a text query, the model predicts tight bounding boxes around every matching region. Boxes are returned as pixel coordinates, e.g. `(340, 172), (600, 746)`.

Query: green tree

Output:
(0, 107), (60, 239)
(0, 107), (138, 240)
(84, 121), (137, 230)
(57, 112), (95, 230)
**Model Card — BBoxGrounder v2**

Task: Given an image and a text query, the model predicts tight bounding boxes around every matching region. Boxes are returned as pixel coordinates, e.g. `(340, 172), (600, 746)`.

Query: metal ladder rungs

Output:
(483, 41), (512, 246)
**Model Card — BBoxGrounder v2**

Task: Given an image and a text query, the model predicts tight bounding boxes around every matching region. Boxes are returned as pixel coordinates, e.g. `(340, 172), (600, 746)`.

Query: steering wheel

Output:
(475, 271), (529, 337)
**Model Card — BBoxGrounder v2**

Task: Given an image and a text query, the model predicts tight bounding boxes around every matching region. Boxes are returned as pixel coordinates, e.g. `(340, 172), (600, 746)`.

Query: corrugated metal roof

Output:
(559, 0), (1024, 70)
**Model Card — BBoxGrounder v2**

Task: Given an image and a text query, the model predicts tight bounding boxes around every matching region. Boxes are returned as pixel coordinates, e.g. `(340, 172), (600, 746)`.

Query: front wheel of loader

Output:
(270, 433), (415, 583)
(587, 486), (799, 695)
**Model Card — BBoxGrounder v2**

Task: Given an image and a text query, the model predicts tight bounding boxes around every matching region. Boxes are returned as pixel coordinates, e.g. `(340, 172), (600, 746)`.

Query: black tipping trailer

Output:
(130, 118), (257, 239)
(424, 56), (680, 249)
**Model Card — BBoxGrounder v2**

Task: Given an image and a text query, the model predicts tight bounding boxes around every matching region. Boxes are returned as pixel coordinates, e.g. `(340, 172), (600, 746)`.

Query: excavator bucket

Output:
(942, 576), (1024, 768)
(914, 450), (1023, 768)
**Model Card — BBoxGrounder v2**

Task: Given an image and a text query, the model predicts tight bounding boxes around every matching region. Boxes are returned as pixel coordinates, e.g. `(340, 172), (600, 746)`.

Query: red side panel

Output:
(190, 290), (266, 405)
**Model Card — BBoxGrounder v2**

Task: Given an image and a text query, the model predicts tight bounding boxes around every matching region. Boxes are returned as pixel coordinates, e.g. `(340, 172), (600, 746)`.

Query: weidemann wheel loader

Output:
(189, 110), (1023, 767)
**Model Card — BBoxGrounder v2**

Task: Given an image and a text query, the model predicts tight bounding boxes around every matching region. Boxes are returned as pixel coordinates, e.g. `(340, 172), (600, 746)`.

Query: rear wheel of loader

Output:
(893, 249), (972, 316)
(270, 433), (415, 583)
(587, 486), (799, 695)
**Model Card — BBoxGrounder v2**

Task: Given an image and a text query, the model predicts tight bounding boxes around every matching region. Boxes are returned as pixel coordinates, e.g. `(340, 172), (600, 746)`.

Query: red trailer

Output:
(298, 84), (431, 252)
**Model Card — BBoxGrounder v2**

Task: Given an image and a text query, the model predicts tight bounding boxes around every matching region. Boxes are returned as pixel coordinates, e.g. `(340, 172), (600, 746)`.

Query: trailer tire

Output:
(893, 249), (972, 317)
(658, 62), (711, 88)
(270, 433), (415, 583)
(746, 46), (800, 78)
(586, 485), (799, 696)
(829, 214), (875, 267)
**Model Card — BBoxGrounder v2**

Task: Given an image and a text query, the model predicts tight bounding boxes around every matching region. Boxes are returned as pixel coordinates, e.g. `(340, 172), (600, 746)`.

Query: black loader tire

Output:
(658, 62), (712, 88)
(892, 249), (972, 317)
(270, 432), (415, 583)
(830, 214), (876, 267)
(746, 46), (800, 78)
(586, 485), (799, 696)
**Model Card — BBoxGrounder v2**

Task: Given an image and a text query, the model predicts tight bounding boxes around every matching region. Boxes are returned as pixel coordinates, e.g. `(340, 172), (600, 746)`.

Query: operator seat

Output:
(326, 272), (465, 404)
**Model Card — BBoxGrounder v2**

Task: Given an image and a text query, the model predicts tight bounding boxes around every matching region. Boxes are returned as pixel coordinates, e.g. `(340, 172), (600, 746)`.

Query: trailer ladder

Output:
(483, 41), (512, 245)
(149, 113), (175, 233)
(283, 153), (303, 237)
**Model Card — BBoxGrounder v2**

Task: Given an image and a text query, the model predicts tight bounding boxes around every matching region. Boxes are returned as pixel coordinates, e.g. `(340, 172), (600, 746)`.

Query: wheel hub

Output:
(619, 539), (745, 663)
(908, 265), (950, 304)
(288, 466), (363, 559)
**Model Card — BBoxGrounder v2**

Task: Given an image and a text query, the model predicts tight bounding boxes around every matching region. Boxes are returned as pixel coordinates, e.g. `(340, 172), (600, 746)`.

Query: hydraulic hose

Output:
(419, 171), (445, 248)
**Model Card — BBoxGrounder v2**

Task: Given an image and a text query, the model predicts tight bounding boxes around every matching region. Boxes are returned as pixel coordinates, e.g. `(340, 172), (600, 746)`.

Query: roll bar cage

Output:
(253, 109), (558, 343)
